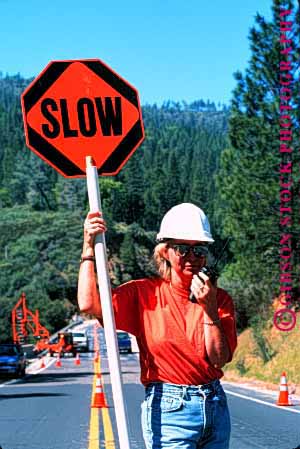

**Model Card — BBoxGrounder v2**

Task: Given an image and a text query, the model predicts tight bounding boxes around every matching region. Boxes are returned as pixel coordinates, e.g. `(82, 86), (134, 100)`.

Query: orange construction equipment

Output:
(92, 374), (108, 408)
(12, 292), (50, 345)
(276, 372), (293, 406)
(11, 293), (76, 358)
(46, 332), (76, 357)
(75, 353), (81, 366)
(55, 353), (62, 368)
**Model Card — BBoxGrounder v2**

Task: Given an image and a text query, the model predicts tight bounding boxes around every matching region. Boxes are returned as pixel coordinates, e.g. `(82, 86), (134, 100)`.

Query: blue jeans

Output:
(141, 380), (230, 449)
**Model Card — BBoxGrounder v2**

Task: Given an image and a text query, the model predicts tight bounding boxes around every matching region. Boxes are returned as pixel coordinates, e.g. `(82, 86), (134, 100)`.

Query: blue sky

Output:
(1, 0), (273, 106)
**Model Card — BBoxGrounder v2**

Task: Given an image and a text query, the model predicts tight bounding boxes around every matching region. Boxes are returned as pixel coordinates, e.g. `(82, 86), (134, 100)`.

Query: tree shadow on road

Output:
(22, 371), (95, 384)
(0, 392), (68, 400)
(19, 370), (138, 384)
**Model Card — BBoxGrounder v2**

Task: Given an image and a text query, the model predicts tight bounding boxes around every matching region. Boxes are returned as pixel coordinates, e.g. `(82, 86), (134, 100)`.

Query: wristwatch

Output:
(80, 255), (95, 263)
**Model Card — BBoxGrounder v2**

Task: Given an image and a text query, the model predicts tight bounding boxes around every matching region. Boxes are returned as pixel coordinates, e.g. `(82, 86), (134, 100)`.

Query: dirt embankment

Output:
(223, 318), (300, 397)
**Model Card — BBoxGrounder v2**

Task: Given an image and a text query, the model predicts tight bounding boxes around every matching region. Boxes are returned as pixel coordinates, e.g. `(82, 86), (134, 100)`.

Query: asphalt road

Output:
(0, 352), (94, 449)
(0, 323), (144, 449)
(0, 323), (299, 449)
(225, 383), (300, 449)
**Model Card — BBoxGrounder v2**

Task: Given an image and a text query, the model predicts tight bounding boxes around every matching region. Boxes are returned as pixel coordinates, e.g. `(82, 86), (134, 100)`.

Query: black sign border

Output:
(22, 60), (144, 177)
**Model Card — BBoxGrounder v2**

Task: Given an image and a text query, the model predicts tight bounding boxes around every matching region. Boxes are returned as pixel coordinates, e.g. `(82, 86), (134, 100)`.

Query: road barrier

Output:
(39, 357), (46, 369)
(92, 374), (108, 408)
(75, 353), (81, 366)
(276, 371), (293, 406)
(55, 354), (62, 368)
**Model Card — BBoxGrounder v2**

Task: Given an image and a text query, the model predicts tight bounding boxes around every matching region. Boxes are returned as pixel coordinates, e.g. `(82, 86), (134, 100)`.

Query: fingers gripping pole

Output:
(86, 156), (131, 449)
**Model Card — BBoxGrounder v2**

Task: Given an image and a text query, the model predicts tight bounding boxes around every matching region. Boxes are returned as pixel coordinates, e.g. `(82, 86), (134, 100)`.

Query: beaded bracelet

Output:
(80, 255), (95, 263)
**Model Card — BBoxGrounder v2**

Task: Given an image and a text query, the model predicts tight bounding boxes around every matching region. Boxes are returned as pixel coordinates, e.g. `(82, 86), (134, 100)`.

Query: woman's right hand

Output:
(83, 211), (107, 250)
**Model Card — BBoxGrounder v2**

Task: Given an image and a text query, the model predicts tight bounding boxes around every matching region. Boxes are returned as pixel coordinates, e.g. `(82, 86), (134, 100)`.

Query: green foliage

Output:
(250, 315), (276, 363)
(0, 206), (83, 340)
(120, 231), (141, 282)
(236, 359), (248, 376)
(0, 297), (16, 343)
(29, 298), (76, 335)
(0, 206), (83, 299)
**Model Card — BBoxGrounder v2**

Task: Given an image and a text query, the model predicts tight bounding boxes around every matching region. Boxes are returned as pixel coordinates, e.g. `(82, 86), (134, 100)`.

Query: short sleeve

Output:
(111, 281), (140, 337)
(217, 289), (237, 362)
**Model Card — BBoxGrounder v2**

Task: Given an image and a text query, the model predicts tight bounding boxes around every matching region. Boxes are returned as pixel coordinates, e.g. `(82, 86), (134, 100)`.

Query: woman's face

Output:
(164, 239), (207, 280)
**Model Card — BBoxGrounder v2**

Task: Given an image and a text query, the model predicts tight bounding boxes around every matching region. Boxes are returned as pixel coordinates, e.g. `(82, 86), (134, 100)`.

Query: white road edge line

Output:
(224, 389), (300, 414)
(29, 357), (56, 375)
(0, 379), (18, 388)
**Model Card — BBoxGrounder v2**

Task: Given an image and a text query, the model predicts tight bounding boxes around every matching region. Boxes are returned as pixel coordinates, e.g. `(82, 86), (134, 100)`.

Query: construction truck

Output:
(34, 332), (76, 357)
(47, 332), (76, 357)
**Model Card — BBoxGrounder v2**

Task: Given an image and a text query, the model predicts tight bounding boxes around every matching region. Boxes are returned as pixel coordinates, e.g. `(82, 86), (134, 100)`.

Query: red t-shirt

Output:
(111, 277), (237, 386)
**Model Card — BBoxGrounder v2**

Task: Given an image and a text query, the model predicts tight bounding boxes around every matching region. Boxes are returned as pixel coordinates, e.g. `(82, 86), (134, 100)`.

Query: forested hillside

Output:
(1, 0), (299, 353)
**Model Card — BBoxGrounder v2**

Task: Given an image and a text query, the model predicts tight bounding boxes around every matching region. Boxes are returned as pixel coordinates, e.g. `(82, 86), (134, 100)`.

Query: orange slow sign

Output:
(21, 59), (145, 178)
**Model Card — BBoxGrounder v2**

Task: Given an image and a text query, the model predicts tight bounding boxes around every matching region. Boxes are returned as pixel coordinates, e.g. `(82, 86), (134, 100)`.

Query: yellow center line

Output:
(88, 371), (99, 449)
(102, 407), (115, 448)
(98, 358), (116, 449)
(88, 357), (116, 449)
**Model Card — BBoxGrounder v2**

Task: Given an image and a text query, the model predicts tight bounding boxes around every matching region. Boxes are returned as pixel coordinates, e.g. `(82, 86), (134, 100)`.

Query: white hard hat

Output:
(156, 203), (214, 243)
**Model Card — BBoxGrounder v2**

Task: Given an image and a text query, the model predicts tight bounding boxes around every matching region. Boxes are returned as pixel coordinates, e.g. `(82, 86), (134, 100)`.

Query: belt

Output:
(145, 379), (220, 396)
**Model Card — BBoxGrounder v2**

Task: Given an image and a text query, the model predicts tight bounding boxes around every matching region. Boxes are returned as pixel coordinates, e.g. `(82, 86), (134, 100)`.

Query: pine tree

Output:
(165, 151), (182, 208)
(119, 231), (141, 281)
(121, 153), (145, 224)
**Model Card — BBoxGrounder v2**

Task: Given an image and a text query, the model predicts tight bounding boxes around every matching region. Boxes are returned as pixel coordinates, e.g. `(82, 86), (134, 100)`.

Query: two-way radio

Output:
(189, 237), (231, 303)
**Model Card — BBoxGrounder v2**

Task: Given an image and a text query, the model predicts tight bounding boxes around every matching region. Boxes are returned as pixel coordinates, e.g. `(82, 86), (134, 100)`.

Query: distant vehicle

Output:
(0, 343), (26, 378)
(117, 331), (132, 354)
(71, 330), (89, 352)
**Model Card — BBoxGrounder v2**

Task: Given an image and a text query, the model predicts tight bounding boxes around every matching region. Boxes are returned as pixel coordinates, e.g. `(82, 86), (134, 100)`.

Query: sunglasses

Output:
(168, 243), (209, 258)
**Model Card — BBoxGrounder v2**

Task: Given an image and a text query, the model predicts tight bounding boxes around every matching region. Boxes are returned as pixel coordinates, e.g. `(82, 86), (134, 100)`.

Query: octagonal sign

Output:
(21, 59), (145, 177)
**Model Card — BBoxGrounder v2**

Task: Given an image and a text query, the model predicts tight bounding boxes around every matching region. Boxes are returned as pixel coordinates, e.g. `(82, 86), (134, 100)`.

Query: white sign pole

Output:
(85, 156), (131, 449)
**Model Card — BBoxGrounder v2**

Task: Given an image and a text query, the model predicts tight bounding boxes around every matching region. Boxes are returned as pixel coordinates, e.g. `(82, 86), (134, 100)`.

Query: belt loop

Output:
(182, 385), (188, 400)
(198, 387), (207, 431)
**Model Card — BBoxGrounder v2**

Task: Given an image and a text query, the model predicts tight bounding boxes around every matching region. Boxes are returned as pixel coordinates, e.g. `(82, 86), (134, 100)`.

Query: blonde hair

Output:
(153, 242), (171, 281)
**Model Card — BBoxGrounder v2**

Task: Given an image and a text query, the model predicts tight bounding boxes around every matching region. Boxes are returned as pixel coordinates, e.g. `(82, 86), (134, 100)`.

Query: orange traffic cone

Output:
(55, 353), (62, 368)
(276, 372), (293, 406)
(92, 374), (108, 408)
(75, 353), (81, 366)
(40, 357), (46, 369)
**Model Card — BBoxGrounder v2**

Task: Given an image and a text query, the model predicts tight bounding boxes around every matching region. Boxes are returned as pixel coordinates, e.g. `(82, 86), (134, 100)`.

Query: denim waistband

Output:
(145, 379), (220, 396)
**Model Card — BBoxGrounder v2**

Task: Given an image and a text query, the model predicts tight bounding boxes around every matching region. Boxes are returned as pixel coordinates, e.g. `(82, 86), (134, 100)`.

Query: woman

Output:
(78, 203), (237, 449)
